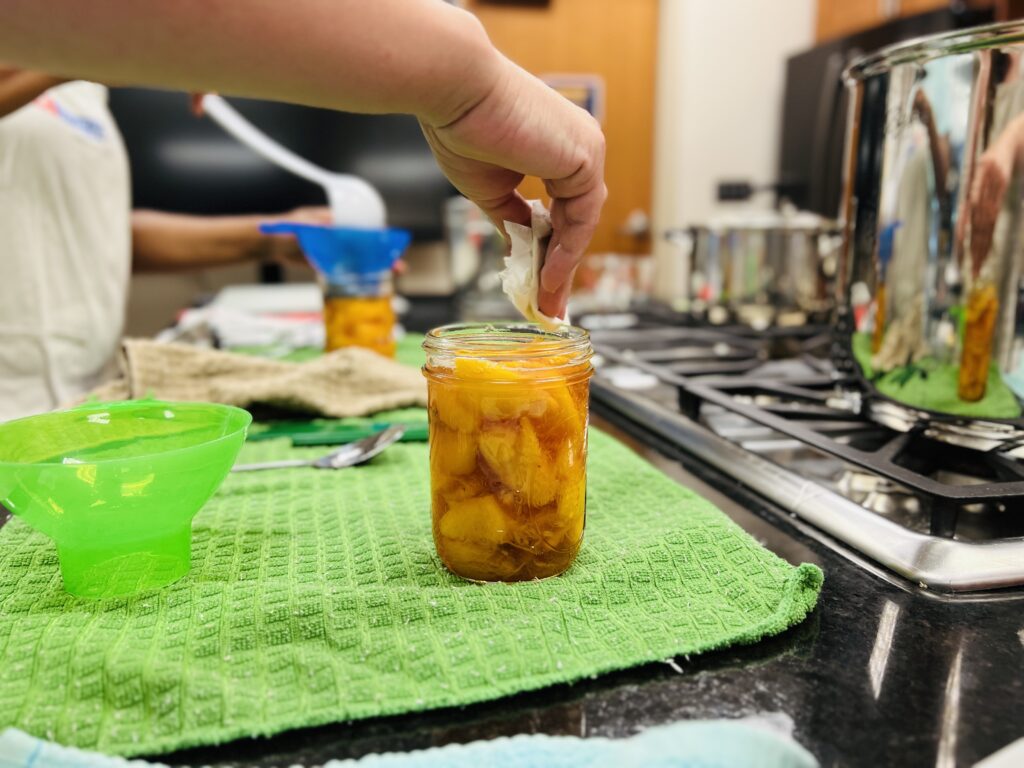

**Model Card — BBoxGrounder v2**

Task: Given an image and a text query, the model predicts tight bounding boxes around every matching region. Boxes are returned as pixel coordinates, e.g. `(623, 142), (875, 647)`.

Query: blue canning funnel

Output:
(260, 223), (411, 291)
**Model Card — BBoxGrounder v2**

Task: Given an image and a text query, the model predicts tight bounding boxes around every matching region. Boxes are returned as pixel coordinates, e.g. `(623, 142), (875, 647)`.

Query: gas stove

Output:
(587, 316), (1024, 596)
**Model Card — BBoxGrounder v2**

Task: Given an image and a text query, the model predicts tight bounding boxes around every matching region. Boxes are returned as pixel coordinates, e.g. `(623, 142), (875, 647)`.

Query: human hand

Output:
(957, 136), (1016, 280)
(967, 148), (1010, 278)
(420, 59), (606, 319)
(260, 206), (333, 266)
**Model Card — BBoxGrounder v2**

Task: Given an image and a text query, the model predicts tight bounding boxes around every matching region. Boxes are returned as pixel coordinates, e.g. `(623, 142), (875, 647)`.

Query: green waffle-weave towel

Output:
(0, 430), (822, 757)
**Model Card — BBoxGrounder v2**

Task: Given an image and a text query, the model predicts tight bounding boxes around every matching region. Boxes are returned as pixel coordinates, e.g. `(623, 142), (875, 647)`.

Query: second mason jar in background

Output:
(323, 269), (396, 357)
(261, 222), (410, 358)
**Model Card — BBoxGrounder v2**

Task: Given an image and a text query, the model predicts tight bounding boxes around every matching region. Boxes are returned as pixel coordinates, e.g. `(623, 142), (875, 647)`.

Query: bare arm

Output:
(0, 1), (495, 126)
(0, 0), (605, 318)
(131, 211), (268, 273)
(131, 208), (327, 273)
(961, 112), (1024, 278)
(0, 68), (65, 115)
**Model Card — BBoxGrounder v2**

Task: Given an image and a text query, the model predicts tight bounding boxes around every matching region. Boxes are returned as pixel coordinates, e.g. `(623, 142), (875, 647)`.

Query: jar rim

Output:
(423, 322), (592, 362)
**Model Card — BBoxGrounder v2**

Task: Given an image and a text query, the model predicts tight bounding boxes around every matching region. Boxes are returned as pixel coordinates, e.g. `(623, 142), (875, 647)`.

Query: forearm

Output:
(0, 70), (65, 115)
(0, 0), (501, 126)
(131, 211), (267, 273)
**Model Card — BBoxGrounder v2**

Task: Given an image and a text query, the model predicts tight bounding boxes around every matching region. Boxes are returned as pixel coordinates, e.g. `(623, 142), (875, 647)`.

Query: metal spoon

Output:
(231, 425), (406, 472)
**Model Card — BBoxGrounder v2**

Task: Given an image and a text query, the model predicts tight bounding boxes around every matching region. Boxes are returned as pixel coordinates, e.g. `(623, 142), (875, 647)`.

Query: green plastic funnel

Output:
(0, 400), (251, 599)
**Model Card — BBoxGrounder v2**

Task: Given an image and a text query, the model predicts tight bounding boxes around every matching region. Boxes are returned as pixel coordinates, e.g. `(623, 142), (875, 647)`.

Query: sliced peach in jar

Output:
(437, 474), (486, 503)
(438, 494), (512, 547)
(555, 475), (587, 540)
(516, 417), (558, 507)
(477, 421), (519, 484)
(429, 383), (479, 433)
(530, 387), (584, 447)
(437, 539), (524, 581)
(453, 357), (522, 383)
(478, 387), (549, 422)
(477, 419), (558, 508)
(429, 424), (477, 476)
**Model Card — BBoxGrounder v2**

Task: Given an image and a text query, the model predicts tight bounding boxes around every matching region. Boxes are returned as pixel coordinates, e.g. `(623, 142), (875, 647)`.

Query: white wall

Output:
(652, 0), (815, 300)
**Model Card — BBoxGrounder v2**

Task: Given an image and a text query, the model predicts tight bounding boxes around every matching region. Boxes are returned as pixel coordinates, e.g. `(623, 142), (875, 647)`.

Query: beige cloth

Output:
(82, 339), (427, 417)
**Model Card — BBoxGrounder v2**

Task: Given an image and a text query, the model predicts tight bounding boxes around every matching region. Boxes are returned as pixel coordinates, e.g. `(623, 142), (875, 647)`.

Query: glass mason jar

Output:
(422, 323), (594, 581)
(259, 223), (408, 358)
(323, 272), (396, 358)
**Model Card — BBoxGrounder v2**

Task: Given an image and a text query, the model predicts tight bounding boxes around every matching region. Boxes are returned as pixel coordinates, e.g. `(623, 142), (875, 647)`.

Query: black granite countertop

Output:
(160, 406), (1024, 768)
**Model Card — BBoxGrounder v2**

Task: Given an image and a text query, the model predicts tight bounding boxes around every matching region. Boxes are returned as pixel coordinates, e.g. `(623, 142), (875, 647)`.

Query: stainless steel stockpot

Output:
(666, 216), (838, 330)
(838, 22), (1024, 442)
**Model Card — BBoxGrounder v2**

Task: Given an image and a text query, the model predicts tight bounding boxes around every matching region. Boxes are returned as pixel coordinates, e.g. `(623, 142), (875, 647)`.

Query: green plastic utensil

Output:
(247, 419), (429, 446)
(0, 400), (251, 599)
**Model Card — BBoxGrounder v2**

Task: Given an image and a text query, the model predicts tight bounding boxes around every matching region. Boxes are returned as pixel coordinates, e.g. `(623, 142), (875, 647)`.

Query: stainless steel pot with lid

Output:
(666, 213), (839, 330)
(837, 21), (1024, 447)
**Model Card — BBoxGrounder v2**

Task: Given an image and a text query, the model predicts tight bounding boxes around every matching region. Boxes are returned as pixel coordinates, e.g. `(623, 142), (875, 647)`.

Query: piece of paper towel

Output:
(500, 201), (568, 330)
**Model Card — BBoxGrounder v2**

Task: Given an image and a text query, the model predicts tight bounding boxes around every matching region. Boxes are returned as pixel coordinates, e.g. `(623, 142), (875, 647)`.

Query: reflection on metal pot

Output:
(838, 22), (1024, 428)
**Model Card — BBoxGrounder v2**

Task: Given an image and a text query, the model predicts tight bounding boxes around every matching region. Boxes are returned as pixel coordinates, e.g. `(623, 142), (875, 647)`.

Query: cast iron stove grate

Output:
(589, 323), (1024, 593)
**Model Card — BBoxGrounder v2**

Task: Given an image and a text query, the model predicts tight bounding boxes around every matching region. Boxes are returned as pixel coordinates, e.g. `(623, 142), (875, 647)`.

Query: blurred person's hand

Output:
(956, 113), (1024, 278)
(421, 60), (606, 319)
(965, 146), (1011, 277)
(259, 206), (332, 266)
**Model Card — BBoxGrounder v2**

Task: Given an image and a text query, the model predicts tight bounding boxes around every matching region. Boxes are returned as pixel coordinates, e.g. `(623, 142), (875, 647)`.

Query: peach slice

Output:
(429, 424), (477, 476)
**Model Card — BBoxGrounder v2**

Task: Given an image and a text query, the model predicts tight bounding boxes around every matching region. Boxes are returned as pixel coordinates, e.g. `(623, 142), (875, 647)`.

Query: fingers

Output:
(539, 111), (605, 294)
(537, 177), (606, 316)
(540, 179), (606, 294)
(538, 264), (576, 319)
(289, 206), (334, 225)
(189, 92), (206, 116)
(966, 155), (1010, 274)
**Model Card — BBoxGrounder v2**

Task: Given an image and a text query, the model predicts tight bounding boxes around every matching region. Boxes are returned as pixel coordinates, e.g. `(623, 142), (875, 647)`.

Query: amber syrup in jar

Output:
(423, 323), (594, 582)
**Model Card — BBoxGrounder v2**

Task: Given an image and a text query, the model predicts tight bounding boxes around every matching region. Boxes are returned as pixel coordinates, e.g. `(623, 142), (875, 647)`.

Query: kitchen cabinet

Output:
(816, 0), (1024, 42)
(816, 0), (950, 41)
(464, 0), (657, 254)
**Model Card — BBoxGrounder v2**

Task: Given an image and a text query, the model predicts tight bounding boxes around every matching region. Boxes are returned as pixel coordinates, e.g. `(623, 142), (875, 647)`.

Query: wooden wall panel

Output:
(816, 0), (896, 42)
(816, 0), (985, 43)
(466, 0), (658, 254)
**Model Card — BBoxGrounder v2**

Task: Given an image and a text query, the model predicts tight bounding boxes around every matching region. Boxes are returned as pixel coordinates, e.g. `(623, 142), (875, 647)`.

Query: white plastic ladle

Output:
(200, 94), (386, 228)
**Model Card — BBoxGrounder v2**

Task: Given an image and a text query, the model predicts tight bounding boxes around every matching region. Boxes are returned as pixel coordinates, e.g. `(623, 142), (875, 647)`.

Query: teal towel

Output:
(0, 720), (818, 768)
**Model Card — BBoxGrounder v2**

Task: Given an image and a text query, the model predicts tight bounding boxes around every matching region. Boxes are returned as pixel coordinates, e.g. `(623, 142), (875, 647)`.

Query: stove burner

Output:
(589, 315), (1024, 593)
